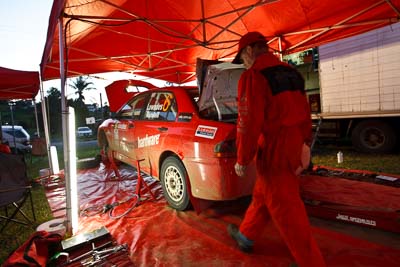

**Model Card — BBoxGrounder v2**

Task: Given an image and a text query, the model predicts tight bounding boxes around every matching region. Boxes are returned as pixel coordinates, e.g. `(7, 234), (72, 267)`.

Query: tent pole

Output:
(32, 98), (40, 138)
(8, 102), (17, 154)
(58, 17), (78, 236)
(38, 74), (52, 171)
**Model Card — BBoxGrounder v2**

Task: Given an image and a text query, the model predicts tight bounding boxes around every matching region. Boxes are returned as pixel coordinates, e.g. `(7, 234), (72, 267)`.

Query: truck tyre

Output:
(160, 156), (190, 211)
(351, 120), (397, 153)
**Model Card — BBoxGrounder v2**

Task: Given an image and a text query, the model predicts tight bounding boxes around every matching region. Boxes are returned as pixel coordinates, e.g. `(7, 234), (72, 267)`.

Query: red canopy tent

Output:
(0, 67), (40, 100)
(0, 67), (48, 159)
(38, 0), (400, 236)
(40, 0), (400, 84)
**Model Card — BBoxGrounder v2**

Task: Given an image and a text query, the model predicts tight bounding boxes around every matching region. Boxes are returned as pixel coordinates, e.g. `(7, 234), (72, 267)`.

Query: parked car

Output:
(1, 125), (32, 153)
(76, 126), (93, 138)
(98, 64), (256, 210)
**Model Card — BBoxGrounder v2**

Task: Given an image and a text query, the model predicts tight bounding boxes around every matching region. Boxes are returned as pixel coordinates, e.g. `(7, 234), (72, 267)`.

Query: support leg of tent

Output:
(38, 74), (52, 172)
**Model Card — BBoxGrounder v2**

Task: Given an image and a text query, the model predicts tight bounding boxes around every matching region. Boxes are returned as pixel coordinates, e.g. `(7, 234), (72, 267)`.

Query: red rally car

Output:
(98, 63), (255, 210)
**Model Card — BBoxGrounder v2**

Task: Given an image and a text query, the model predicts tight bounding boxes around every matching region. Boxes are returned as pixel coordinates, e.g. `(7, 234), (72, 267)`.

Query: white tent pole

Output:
(58, 17), (78, 236)
(37, 76), (52, 171)
(32, 98), (40, 138)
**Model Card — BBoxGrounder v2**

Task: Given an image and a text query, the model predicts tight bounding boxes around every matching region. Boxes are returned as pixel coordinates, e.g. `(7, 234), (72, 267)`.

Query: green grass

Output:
(312, 145), (400, 174)
(1, 144), (399, 263)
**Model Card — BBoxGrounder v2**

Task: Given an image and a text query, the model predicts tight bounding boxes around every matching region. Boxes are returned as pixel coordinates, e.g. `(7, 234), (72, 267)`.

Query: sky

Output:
(0, 0), (177, 106)
(0, 0), (103, 104)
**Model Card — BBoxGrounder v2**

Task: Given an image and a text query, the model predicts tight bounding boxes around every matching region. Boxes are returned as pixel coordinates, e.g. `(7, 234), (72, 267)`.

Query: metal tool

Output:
(63, 241), (113, 265)
(80, 243), (128, 266)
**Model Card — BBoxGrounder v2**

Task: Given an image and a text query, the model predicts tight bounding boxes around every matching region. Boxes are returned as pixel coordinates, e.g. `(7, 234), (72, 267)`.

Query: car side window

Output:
(119, 94), (148, 120)
(144, 92), (177, 121)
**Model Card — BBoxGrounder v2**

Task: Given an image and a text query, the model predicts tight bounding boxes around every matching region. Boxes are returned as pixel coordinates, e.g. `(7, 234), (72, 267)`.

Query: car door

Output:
(115, 93), (149, 164)
(135, 91), (178, 175)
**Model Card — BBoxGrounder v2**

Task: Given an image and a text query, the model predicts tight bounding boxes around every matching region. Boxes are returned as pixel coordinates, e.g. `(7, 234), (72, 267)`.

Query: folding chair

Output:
(0, 152), (36, 232)
(29, 137), (47, 163)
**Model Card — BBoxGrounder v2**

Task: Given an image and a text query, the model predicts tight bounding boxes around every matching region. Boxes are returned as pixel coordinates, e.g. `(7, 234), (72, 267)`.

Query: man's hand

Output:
(295, 143), (311, 176)
(235, 162), (247, 177)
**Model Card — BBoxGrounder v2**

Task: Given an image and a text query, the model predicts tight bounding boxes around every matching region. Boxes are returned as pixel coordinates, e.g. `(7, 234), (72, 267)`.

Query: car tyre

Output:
(160, 156), (190, 211)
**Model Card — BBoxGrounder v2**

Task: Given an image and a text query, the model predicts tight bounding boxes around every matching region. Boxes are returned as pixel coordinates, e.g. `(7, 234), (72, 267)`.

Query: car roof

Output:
(106, 78), (198, 113)
(2, 125), (23, 129)
(113, 86), (198, 113)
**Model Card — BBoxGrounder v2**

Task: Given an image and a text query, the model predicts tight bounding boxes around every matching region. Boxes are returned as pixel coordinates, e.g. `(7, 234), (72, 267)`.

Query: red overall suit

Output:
(236, 52), (326, 267)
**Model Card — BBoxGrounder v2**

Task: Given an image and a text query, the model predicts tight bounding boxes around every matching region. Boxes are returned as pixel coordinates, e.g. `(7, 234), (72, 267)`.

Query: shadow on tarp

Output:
(43, 164), (400, 267)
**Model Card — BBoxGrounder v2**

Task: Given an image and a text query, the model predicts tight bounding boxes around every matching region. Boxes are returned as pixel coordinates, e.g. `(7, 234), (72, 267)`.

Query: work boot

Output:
(227, 224), (253, 253)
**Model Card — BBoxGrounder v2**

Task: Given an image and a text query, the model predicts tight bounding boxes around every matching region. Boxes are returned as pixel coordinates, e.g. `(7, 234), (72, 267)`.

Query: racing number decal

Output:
(162, 94), (173, 111)
(146, 93), (174, 120)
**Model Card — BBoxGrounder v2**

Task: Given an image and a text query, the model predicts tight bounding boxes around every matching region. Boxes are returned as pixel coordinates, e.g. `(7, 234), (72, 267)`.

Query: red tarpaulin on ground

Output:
(40, 0), (400, 84)
(0, 67), (40, 100)
(41, 164), (400, 267)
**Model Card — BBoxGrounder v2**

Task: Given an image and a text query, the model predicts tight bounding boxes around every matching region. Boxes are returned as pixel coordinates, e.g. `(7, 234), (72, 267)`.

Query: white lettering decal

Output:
(147, 103), (164, 111)
(137, 134), (160, 148)
(195, 125), (218, 139)
(336, 213), (376, 226)
(146, 111), (160, 119)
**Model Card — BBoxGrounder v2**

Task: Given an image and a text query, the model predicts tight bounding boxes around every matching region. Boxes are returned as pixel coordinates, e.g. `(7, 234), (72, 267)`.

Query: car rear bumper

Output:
(184, 157), (256, 201)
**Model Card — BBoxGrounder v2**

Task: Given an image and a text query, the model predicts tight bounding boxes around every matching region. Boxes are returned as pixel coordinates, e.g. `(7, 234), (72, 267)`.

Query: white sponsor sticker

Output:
(336, 213), (376, 226)
(118, 124), (127, 130)
(376, 175), (398, 182)
(146, 111), (160, 119)
(195, 125), (218, 139)
(137, 134), (160, 148)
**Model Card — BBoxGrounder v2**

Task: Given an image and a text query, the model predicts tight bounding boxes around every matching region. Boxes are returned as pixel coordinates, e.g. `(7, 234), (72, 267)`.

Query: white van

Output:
(1, 125), (32, 153)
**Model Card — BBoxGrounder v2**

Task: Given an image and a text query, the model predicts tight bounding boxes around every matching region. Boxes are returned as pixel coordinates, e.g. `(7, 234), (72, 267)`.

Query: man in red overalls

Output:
(227, 32), (326, 267)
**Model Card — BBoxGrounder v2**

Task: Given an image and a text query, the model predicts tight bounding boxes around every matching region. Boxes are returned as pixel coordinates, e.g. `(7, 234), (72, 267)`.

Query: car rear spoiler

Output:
(105, 80), (158, 112)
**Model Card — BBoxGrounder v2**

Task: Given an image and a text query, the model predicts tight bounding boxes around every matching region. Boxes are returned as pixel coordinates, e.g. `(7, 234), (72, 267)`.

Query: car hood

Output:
(198, 62), (245, 120)
(105, 79), (158, 112)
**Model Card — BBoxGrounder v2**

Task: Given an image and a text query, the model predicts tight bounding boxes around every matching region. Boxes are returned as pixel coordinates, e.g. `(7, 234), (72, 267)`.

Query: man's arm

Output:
(236, 70), (266, 170)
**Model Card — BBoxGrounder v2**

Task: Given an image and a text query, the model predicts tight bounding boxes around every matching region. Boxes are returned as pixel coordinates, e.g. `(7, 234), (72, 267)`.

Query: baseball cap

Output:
(232, 32), (267, 64)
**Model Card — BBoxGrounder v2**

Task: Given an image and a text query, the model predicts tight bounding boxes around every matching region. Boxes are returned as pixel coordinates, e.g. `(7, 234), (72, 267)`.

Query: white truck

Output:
(199, 23), (400, 153)
(295, 23), (400, 153)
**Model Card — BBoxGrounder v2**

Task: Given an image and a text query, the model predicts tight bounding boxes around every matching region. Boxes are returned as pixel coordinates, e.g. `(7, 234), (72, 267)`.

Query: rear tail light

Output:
(214, 139), (236, 158)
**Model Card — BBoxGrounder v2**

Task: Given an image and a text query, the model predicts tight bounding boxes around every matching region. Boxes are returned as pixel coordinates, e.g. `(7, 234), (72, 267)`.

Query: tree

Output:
(69, 76), (95, 104)
(69, 76), (96, 126)
(46, 87), (62, 135)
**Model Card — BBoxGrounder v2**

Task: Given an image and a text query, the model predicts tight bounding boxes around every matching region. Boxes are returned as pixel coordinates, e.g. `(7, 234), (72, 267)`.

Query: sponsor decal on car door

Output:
(137, 92), (178, 172)
(116, 94), (148, 162)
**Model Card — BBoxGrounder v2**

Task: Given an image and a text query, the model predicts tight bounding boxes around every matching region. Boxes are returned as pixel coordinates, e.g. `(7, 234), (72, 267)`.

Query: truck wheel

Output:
(351, 120), (397, 153)
(160, 156), (190, 211)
